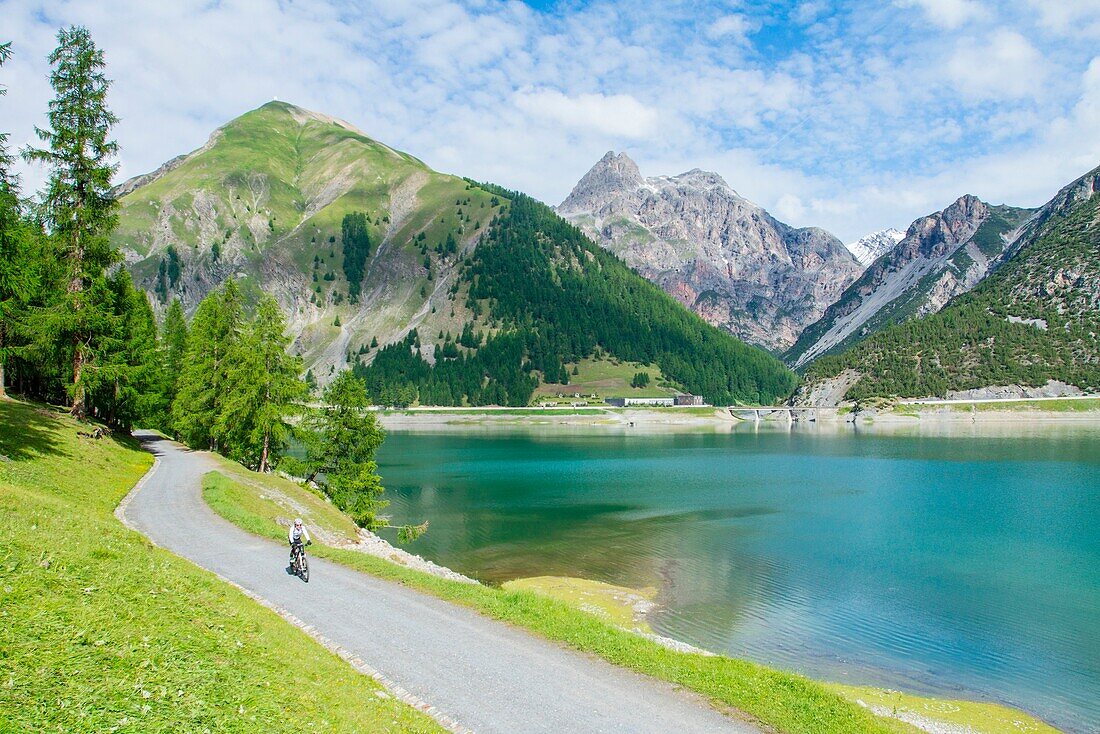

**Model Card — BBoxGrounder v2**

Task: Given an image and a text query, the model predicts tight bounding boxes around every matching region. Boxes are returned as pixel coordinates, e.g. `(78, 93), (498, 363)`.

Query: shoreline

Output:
(377, 403), (1100, 433)
(485, 573), (1062, 734)
(378, 406), (741, 432)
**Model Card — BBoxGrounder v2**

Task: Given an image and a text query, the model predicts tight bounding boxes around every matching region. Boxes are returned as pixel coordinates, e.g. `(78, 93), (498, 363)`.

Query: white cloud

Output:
(946, 29), (1048, 99)
(896, 0), (990, 29)
(1, 0), (1095, 243)
(793, 2), (829, 26)
(513, 88), (659, 139)
(774, 193), (807, 221)
(705, 14), (760, 42)
(1025, 0), (1100, 38)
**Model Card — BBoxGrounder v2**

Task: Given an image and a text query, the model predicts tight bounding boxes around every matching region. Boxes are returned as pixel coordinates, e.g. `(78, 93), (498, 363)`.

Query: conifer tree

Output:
(218, 295), (305, 472)
(22, 27), (120, 418)
(84, 270), (163, 430)
(160, 298), (188, 407)
(0, 42), (41, 398)
(172, 280), (243, 449)
(297, 372), (388, 527)
(340, 211), (371, 302)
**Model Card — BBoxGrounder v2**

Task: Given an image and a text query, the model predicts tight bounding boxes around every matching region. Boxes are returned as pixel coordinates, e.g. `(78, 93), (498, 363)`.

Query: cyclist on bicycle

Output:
(289, 517), (311, 562)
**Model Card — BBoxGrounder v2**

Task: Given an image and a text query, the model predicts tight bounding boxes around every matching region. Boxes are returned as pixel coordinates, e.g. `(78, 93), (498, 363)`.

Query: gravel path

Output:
(121, 433), (761, 734)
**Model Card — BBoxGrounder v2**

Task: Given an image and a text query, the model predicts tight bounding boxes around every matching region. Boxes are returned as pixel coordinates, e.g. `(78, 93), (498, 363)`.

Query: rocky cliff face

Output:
(557, 152), (862, 352)
(785, 195), (1033, 367)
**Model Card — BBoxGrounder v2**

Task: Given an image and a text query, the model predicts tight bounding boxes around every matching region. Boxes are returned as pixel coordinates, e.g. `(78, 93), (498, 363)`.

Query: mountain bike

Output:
(290, 540), (310, 582)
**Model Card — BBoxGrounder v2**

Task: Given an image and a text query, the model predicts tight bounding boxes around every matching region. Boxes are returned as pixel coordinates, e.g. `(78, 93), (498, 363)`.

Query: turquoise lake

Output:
(376, 424), (1100, 732)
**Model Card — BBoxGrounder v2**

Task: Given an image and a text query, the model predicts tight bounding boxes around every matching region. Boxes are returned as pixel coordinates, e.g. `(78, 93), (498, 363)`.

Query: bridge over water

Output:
(728, 406), (840, 423)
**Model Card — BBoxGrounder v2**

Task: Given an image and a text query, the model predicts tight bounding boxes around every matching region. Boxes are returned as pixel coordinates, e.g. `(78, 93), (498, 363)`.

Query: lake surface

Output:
(376, 424), (1100, 732)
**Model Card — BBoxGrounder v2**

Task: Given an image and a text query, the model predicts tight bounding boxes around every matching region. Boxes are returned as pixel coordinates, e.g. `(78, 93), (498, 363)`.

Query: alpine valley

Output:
(112, 101), (796, 406)
(785, 196), (1036, 368)
(114, 102), (1100, 407)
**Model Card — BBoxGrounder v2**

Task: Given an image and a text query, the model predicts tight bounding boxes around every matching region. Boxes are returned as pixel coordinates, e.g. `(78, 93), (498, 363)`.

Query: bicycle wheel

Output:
(300, 553), (310, 582)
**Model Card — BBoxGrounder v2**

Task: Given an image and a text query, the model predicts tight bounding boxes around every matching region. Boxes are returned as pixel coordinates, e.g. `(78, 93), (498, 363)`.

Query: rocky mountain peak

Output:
(902, 195), (990, 257)
(557, 153), (861, 351)
(558, 151), (644, 214)
(940, 194), (988, 230)
(665, 167), (735, 194)
(598, 150), (641, 176)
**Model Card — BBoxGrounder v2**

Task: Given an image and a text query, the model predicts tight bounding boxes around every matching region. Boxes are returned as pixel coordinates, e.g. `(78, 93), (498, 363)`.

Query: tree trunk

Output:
(259, 430), (270, 473)
(0, 325), (6, 399)
(71, 340), (86, 419)
(69, 224), (86, 419)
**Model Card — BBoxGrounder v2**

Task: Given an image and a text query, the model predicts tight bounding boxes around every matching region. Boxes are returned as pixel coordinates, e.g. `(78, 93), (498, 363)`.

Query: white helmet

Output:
(294, 518), (303, 526)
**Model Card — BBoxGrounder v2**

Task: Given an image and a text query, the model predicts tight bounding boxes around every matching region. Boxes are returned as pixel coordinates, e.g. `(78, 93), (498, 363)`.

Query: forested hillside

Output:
(805, 165), (1100, 401)
(355, 186), (798, 406)
(106, 100), (795, 406)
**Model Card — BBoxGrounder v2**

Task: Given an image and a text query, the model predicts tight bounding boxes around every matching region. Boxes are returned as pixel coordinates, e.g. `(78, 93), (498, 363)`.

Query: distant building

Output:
(605, 396), (675, 407)
(674, 394), (705, 406)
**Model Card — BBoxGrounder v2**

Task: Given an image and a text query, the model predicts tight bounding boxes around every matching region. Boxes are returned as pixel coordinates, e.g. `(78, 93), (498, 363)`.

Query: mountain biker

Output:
(289, 517), (311, 563)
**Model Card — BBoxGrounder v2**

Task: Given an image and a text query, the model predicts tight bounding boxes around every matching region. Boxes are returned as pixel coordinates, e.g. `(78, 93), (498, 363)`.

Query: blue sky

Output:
(3, 0), (1099, 240)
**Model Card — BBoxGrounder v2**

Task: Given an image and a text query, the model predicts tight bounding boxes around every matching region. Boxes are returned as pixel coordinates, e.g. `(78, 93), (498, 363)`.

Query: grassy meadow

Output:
(0, 400), (441, 733)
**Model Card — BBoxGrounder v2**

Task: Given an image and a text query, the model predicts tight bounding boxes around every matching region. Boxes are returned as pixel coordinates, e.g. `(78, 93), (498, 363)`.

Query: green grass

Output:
(533, 357), (681, 400)
(0, 400), (442, 733)
(827, 685), (1059, 734)
(905, 398), (1100, 413)
(204, 457), (362, 542)
(502, 576), (656, 632)
(202, 464), (926, 734)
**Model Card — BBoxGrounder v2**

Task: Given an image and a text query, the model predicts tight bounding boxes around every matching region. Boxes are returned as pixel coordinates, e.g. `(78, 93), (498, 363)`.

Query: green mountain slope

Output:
(116, 102), (794, 405)
(803, 165), (1100, 401)
(114, 101), (494, 375)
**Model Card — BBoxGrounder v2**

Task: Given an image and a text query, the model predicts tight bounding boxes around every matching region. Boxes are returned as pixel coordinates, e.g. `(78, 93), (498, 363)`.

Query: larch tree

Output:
(172, 280), (243, 449)
(160, 298), (188, 418)
(22, 26), (120, 418)
(218, 294), (305, 472)
(0, 42), (42, 398)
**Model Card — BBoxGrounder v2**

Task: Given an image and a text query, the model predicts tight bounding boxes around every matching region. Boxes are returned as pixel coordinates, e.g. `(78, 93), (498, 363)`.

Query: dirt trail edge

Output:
(121, 433), (762, 734)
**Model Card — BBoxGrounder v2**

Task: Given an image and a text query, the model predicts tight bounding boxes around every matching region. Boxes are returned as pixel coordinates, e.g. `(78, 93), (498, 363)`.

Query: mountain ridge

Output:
(113, 103), (795, 404)
(785, 195), (1035, 367)
(798, 163), (1100, 403)
(112, 100), (497, 379)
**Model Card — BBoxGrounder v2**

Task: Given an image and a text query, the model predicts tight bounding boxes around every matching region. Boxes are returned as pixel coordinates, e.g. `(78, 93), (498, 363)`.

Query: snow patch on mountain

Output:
(846, 228), (905, 266)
